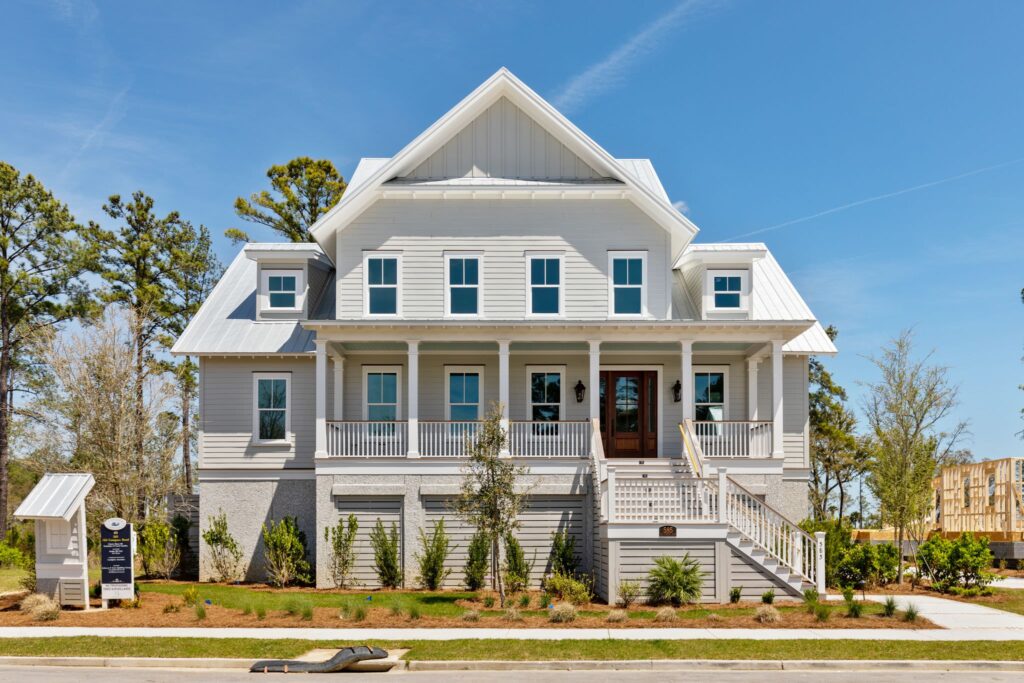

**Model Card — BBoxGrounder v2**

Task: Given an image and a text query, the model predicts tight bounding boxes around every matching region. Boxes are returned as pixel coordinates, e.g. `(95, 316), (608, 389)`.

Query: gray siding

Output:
(333, 497), (404, 587)
(335, 199), (672, 320)
(756, 355), (809, 469)
(617, 540), (717, 602)
(405, 96), (603, 180)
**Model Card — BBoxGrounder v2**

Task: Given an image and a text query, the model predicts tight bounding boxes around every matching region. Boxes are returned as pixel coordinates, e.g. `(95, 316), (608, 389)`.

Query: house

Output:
(932, 458), (1024, 561)
(172, 68), (835, 602)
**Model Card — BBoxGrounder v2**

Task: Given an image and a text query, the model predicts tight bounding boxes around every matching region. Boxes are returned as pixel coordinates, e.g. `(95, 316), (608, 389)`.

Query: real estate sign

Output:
(100, 517), (134, 600)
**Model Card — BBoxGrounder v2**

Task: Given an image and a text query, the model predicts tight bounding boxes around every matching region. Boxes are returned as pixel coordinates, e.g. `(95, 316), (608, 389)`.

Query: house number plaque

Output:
(659, 525), (677, 537)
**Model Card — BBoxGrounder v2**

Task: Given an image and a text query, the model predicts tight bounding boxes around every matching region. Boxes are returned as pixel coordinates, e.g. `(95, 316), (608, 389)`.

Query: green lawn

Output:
(140, 582), (474, 617)
(0, 637), (1023, 661)
(0, 566), (27, 593)
(975, 588), (1024, 616)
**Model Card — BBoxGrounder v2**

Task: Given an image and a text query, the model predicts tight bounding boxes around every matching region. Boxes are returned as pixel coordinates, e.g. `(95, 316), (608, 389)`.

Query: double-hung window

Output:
(609, 251), (646, 316)
(254, 373), (290, 442)
(261, 269), (303, 312)
(364, 368), (401, 421)
(446, 367), (482, 421)
(528, 366), (564, 435)
(365, 253), (400, 316)
(693, 369), (727, 422)
(446, 254), (481, 316)
(705, 270), (748, 312)
(527, 254), (562, 316)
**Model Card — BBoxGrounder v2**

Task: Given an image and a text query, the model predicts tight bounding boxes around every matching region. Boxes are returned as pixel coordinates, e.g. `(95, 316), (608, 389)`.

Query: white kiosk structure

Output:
(14, 473), (95, 608)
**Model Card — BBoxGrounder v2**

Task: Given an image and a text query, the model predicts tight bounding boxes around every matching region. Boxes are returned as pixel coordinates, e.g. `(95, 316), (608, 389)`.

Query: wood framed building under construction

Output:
(933, 457), (1024, 559)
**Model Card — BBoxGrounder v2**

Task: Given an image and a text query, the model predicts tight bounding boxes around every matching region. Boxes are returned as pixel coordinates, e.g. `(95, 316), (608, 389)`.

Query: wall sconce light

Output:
(672, 380), (682, 403)
(574, 380), (586, 403)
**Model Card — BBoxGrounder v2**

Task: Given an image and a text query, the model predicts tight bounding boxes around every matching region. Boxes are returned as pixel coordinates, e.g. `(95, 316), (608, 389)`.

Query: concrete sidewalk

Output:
(829, 594), (1024, 631)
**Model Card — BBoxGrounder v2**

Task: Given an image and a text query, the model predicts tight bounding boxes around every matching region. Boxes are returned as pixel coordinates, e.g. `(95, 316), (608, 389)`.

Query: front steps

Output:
(726, 530), (807, 596)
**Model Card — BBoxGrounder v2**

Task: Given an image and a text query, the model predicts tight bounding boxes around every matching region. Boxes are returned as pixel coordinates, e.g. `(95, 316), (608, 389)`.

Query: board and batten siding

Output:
(199, 357), (331, 470)
(334, 199), (672, 321)
(405, 96), (604, 181)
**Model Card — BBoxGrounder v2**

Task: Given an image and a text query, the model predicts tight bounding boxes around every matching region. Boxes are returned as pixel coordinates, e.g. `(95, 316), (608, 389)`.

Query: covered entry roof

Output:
(14, 473), (94, 521)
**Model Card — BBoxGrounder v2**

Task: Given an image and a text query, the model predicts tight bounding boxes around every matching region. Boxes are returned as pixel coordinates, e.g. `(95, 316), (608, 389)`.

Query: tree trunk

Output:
(181, 357), (192, 494)
(0, 328), (10, 537)
(837, 480), (846, 521)
(495, 536), (506, 608)
(134, 320), (146, 523)
(896, 524), (905, 585)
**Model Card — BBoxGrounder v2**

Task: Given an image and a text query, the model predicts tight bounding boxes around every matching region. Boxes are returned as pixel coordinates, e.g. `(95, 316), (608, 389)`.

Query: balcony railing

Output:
(508, 420), (591, 458)
(692, 420), (773, 458)
(418, 420), (481, 457)
(326, 421), (408, 458)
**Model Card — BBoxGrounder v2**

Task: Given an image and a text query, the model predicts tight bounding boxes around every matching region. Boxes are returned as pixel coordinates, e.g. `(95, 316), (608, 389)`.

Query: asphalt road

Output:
(0, 667), (1021, 682)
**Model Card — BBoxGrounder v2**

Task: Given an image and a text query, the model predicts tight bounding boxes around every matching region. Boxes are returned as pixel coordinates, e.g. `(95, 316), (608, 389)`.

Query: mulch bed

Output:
(0, 590), (934, 629)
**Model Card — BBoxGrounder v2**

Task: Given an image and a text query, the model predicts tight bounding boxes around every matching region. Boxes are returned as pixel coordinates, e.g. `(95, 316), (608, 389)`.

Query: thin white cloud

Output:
(551, 0), (716, 114)
(58, 85), (131, 182)
(724, 157), (1024, 241)
(672, 199), (690, 215)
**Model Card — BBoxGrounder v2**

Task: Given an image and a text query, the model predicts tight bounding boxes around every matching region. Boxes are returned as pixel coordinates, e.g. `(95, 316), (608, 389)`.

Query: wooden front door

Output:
(600, 370), (658, 458)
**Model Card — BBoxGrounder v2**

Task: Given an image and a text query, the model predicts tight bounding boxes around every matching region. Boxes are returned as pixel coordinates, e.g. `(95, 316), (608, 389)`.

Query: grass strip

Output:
(0, 638), (1023, 661)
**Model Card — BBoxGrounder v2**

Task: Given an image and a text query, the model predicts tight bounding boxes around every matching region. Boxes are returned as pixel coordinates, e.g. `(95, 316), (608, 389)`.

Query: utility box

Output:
(14, 473), (95, 608)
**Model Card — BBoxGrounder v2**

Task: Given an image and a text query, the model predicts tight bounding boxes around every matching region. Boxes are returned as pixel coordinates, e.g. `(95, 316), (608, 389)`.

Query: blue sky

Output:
(3, 0), (1022, 457)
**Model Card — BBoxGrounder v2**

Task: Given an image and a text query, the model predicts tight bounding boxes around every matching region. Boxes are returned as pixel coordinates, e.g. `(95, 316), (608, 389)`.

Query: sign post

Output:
(100, 517), (135, 607)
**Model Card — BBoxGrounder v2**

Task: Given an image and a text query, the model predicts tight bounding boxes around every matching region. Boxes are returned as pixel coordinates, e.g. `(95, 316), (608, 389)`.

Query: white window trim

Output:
(444, 365), (485, 420)
(444, 252), (484, 318)
(693, 365), (730, 421)
(252, 372), (292, 444)
(525, 252), (565, 319)
(607, 250), (648, 318)
(525, 365), (566, 424)
(260, 268), (305, 313)
(45, 518), (72, 554)
(362, 365), (403, 420)
(703, 269), (750, 314)
(363, 251), (403, 318)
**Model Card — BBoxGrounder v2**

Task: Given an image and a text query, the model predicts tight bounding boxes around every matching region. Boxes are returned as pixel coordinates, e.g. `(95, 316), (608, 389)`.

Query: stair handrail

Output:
(589, 417), (609, 521)
(679, 419), (705, 478)
(723, 475), (818, 586)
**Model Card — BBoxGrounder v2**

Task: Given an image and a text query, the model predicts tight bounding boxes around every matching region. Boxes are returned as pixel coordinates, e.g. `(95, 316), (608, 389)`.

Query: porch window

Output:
(446, 254), (481, 316)
(446, 367), (482, 421)
(254, 373), (290, 442)
(365, 253), (400, 316)
(364, 367), (401, 421)
(609, 251), (646, 316)
(528, 367), (564, 435)
(694, 370), (727, 421)
(527, 255), (562, 316)
(260, 269), (303, 311)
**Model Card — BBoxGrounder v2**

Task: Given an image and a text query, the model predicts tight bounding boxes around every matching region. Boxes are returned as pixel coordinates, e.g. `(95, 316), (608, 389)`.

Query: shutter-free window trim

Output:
(253, 373), (291, 443)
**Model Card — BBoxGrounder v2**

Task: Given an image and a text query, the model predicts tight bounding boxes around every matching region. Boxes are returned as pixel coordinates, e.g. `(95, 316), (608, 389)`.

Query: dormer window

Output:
(704, 269), (749, 314)
(260, 269), (304, 312)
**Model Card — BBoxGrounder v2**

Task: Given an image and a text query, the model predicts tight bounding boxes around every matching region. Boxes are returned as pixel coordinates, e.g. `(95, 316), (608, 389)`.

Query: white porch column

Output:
(747, 357), (760, 421)
(588, 341), (600, 422)
(498, 340), (510, 456)
(315, 339), (328, 458)
(331, 354), (344, 420)
(771, 339), (784, 458)
(680, 340), (694, 424)
(407, 340), (420, 457)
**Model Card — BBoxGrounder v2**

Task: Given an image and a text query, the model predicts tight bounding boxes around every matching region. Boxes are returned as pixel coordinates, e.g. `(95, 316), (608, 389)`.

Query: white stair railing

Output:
(608, 472), (717, 523)
(679, 420), (704, 477)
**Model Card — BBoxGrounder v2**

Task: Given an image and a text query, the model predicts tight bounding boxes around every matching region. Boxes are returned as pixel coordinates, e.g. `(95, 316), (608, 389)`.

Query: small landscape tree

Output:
(261, 516), (311, 587)
(369, 518), (402, 589)
(138, 518), (180, 580)
(202, 510), (243, 583)
(415, 518), (453, 590)
(464, 530), (490, 591)
(324, 513), (359, 588)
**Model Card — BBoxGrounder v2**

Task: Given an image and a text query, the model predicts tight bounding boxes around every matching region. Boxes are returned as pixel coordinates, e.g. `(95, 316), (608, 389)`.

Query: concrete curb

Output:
(406, 659), (1024, 672)
(0, 655), (401, 671)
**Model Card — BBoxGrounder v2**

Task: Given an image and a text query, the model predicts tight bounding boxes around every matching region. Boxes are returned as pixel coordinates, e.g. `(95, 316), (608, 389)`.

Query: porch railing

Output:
(609, 475), (718, 523)
(508, 420), (591, 457)
(418, 421), (481, 457)
(691, 420), (773, 458)
(326, 420), (408, 457)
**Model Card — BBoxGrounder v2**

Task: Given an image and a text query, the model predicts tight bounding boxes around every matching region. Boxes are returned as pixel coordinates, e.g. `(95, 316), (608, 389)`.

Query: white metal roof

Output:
(617, 159), (670, 203)
(14, 473), (94, 521)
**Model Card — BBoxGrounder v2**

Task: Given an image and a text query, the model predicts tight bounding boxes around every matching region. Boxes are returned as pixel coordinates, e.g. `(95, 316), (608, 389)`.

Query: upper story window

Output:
(705, 269), (749, 313)
(527, 254), (562, 316)
(608, 251), (647, 317)
(253, 373), (290, 443)
(260, 269), (304, 312)
(446, 254), (481, 317)
(364, 253), (401, 316)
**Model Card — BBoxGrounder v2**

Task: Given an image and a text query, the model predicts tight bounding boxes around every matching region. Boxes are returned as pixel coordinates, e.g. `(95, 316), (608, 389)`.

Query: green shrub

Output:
(256, 606), (266, 620)
(761, 589), (775, 605)
(729, 586), (742, 604)
(549, 603), (577, 623)
(846, 600), (863, 618)
(814, 603), (832, 622)
(803, 587), (819, 604)
(607, 609), (628, 623)
(163, 603), (180, 614)
(241, 604), (252, 616)
(503, 534), (534, 593)
(195, 604), (207, 620)
(841, 586), (855, 603)
(300, 604), (314, 621)
(483, 596), (495, 608)
(139, 519), (180, 580)
(549, 530), (579, 576)
(883, 596), (897, 618)
(836, 542), (899, 588)
(202, 511), (243, 583)
(0, 542), (27, 568)
(903, 603), (919, 622)
(369, 519), (402, 589)
(539, 592), (553, 608)
(619, 579), (643, 607)
(353, 605), (367, 621)
(518, 594), (531, 608)
(543, 572), (592, 605)
(261, 517), (311, 587)
(464, 531), (490, 591)
(415, 519), (453, 590)
(407, 605), (421, 621)
(182, 585), (199, 607)
(170, 514), (192, 571)
(917, 532), (995, 592)
(654, 606), (678, 622)
(756, 605), (781, 623)
(800, 517), (853, 588)
(646, 554), (703, 607)
(324, 514), (359, 589)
